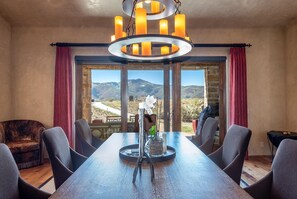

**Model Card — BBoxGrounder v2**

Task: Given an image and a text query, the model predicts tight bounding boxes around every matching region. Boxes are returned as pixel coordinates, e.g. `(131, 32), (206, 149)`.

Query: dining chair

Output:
(208, 124), (251, 184)
(244, 139), (297, 199)
(0, 143), (51, 199)
(43, 127), (87, 189)
(75, 119), (104, 157)
(191, 117), (219, 155)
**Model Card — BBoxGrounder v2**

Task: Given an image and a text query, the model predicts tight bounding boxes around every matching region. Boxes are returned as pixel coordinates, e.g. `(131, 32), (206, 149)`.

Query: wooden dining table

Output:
(50, 132), (252, 199)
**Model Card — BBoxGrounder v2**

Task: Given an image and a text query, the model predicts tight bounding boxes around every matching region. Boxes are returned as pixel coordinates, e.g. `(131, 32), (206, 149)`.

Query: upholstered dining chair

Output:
(43, 127), (87, 189)
(244, 139), (297, 199)
(208, 124), (251, 184)
(0, 143), (51, 199)
(75, 119), (104, 157)
(191, 117), (219, 155)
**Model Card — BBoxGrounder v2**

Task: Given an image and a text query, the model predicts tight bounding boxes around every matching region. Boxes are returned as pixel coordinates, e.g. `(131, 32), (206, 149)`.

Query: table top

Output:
(50, 132), (252, 199)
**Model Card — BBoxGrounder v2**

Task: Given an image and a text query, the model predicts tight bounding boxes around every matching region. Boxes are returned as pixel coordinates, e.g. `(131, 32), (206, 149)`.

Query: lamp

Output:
(108, 0), (192, 61)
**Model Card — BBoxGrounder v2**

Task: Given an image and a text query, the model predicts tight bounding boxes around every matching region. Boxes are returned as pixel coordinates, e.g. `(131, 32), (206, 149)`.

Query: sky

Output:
(92, 69), (204, 86)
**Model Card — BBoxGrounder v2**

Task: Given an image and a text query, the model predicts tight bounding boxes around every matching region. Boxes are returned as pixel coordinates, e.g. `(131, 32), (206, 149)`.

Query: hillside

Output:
(92, 79), (204, 100)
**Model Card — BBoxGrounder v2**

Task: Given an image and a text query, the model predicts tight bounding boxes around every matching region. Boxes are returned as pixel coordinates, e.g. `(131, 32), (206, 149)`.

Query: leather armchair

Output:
(0, 120), (45, 169)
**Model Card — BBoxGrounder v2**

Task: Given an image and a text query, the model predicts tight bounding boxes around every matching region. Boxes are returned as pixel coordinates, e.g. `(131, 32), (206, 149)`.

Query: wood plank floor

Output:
(19, 156), (272, 188)
(241, 155), (272, 186)
(19, 160), (53, 188)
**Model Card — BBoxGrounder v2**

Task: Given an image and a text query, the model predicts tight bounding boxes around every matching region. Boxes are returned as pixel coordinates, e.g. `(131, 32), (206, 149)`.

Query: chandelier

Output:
(108, 0), (192, 61)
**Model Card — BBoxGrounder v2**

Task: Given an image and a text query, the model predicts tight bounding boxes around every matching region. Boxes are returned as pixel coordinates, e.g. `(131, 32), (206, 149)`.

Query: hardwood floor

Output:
(19, 160), (53, 188)
(19, 156), (272, 188)
(241, 155), (272, 186)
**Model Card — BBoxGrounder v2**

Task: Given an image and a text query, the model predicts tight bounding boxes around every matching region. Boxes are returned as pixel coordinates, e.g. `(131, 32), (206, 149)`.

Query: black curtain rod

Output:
(50, 42), (252, 48)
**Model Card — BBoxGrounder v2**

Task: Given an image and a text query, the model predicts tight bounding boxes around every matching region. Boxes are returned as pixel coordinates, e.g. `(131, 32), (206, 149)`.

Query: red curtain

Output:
(54, 47), (73, 147)
(229, 48), (248, 127)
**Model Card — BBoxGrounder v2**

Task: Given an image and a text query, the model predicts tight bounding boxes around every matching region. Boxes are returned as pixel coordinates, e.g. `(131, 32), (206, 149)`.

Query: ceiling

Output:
(0, 0), (297, 28)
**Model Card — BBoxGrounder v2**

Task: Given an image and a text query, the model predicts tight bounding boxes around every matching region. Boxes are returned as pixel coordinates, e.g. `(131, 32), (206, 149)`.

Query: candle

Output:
(159, 19), (168, 35)
(111, 35), (115, 42)
(114, 16), (123, 39)
(151, 1), (160, 13)
(132, 44), (139, 55)
(172, 44), (179, 53)
(171, 32), (179, 52)
(175, 14), (185, 38)
(161, 46), (169, 55)
(142, 42), (151, 56)
(121, 32), (127, 53)
(135, 8), (147, 35)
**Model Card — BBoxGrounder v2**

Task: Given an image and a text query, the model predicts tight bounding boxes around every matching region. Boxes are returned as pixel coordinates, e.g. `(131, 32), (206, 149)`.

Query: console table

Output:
(267, 130), (297, 158)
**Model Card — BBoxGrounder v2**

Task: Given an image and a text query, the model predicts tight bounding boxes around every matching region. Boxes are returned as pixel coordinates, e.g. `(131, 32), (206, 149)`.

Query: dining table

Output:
(50, 132), (252, 199)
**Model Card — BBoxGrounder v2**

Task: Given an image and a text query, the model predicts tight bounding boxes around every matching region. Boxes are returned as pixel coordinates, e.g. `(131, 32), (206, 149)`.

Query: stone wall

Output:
(204, 66), (219, 107)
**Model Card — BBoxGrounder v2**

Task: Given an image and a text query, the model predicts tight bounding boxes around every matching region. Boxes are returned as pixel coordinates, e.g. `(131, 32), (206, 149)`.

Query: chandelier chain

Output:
(174, 0), (181, 14)
(125, 0), (138, 36)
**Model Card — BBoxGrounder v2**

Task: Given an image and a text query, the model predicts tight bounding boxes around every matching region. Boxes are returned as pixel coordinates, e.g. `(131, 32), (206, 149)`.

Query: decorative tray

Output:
(119, 144), (176, 162)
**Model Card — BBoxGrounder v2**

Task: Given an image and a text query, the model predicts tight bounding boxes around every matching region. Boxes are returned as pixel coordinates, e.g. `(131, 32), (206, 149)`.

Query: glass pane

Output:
(181, 69), (205, 136)
(128, 70), (164, 132)
(91, 69), (121, 139)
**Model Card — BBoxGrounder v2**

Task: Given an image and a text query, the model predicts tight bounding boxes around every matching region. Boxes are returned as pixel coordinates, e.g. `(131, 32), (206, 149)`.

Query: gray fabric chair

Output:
(43, 127), (87, 189)
(0, 143), (50, 199)
(191, 117), (219, 155)
(208, 124), (251, 184)
(244, 139), (297, 199)
(75, 119), (104, 157)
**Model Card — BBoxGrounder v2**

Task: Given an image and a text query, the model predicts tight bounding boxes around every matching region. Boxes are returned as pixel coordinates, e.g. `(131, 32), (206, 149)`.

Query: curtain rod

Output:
(50, 42), (252, 48)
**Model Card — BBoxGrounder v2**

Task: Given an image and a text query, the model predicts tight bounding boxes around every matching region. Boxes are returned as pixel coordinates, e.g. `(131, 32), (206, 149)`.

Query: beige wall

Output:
(11, 26), (287, 155)
(286, 22), (297, 132)
(0, 16), (12, 121)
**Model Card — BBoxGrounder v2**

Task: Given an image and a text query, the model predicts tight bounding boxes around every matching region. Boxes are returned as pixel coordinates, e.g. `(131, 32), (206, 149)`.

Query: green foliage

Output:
(181, 98), (204, 122)
(149, 125), (156, 137)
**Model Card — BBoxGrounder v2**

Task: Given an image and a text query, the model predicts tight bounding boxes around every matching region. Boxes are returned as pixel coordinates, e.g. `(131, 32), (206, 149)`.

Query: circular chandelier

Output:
(108, 0), (193, 61)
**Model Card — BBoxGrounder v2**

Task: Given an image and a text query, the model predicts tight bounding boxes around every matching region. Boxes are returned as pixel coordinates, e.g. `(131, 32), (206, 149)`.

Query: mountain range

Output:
(92, 79), (204, 100)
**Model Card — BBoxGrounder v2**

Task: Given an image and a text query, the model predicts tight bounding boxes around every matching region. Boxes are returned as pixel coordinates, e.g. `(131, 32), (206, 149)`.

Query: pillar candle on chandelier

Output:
(142, 42), (152, 56)
(111, 35), (115, 42)
(151, 1), (160, 13)
(132, 44), (139, 55)
(161, 46), (169, 55)
(159, 19), (168, 35)
(175, 14), (186, 38)
(114, 16), (123, 39)
(121, 32), (127, 53)
(135, 8), (147, 35)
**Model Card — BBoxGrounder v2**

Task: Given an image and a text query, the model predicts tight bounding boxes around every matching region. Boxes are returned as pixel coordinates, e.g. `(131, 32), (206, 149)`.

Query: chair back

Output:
(43, 127), (73, 174)
(221, 124), (251, 183)
(271, 139), (297, 199)
(200, 117), (219, 154)
(0, 144), (20, 199)
(222, 125), (251, 165)
(75, 119), (92, 145)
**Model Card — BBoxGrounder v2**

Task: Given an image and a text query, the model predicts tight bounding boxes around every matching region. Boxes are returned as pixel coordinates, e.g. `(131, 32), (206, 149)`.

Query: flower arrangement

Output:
(142, 95), (157, 115)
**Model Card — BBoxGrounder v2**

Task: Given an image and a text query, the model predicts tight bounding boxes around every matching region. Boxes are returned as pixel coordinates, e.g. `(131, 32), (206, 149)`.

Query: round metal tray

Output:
(119, 144), (176, 162)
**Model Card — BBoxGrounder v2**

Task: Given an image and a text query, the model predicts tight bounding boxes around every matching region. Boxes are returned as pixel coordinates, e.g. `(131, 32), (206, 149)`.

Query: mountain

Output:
(92, 79), (204, 100)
